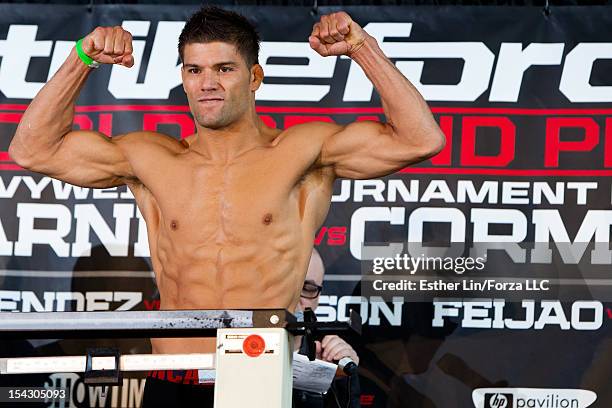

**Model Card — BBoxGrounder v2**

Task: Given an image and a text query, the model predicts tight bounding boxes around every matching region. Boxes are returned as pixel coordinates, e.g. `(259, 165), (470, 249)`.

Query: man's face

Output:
(299, 251), (325, 311)
(181, 42), (260, 130)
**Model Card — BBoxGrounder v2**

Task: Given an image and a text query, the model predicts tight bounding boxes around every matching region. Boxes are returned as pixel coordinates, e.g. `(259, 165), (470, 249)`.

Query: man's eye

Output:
(220, 66), (233, 73)
(189, 68), (200, 74)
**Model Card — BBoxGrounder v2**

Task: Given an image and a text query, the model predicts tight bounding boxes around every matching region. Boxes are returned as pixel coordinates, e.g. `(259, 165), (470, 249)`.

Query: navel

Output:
(262, 213), (273, 225)
(170, 220), (179, 230)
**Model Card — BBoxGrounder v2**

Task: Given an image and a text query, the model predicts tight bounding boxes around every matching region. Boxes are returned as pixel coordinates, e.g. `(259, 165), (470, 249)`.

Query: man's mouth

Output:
(198, 97), (224, 103)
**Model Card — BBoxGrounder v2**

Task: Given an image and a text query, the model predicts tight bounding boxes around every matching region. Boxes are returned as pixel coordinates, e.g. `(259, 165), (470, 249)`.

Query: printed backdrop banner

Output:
(0, 5), (611, 408)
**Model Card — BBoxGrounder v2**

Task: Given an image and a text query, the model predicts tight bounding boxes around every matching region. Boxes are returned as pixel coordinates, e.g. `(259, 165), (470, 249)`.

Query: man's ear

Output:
(250, 64), (264, 91)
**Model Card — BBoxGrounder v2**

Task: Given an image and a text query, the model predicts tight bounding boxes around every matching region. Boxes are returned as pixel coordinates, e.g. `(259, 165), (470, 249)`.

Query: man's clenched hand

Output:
(309, 12), (368, 57)
(80, 26), (134, 67)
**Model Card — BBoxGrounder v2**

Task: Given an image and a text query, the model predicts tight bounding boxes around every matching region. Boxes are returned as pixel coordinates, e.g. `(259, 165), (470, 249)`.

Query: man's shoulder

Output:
(112, 131), (187, 154)
(281, 121), (343, 138)
(271, 123), (339, 182)
(276, 121), (343, 149)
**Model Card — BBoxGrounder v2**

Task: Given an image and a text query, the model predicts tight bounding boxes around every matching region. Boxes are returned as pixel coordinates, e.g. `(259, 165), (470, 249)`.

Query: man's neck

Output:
(189, 112), (267, 162)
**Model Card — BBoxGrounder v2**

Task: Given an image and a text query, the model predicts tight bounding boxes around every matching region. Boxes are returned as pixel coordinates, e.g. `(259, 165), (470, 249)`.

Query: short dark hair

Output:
(178, 6), (260, 67)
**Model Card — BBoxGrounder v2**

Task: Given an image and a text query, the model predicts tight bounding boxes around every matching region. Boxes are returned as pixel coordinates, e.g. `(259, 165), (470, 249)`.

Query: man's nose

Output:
(200, 69), (220, 91)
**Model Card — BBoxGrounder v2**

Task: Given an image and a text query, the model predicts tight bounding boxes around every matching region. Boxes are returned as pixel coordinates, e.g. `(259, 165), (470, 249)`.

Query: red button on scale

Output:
(243, 334), (266, 357)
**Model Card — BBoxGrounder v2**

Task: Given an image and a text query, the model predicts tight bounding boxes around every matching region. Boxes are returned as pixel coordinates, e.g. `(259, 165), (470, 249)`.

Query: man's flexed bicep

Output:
(309, 11), (445, 180)
(26, 130), (137, 188)
(9, 25), (136, 188)
(320, 120), (444, 179)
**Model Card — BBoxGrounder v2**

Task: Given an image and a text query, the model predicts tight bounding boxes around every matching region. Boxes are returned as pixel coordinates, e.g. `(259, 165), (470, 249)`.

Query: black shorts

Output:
(141, 369), (338, 408)
(141, 370), (214, 408)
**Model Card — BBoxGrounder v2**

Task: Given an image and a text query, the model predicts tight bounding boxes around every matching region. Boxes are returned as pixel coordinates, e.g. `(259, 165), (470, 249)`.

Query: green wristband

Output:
(75, 39), (100, 68)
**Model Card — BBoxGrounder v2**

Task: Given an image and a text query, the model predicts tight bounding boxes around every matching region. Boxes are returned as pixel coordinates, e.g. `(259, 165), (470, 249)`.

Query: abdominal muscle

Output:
(148, 232), (307, 355)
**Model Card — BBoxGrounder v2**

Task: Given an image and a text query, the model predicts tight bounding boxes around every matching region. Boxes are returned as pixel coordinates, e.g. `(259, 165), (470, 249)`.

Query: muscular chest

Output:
(144, 152), (305, 242)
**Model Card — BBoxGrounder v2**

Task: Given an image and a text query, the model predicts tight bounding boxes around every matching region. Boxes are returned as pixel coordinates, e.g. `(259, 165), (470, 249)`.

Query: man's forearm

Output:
(350, 36), (444, 149)
(9, 47), (92, 164)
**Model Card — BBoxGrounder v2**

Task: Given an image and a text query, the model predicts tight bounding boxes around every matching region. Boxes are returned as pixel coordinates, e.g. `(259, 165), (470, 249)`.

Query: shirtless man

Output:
(9, 8), (444, 357)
